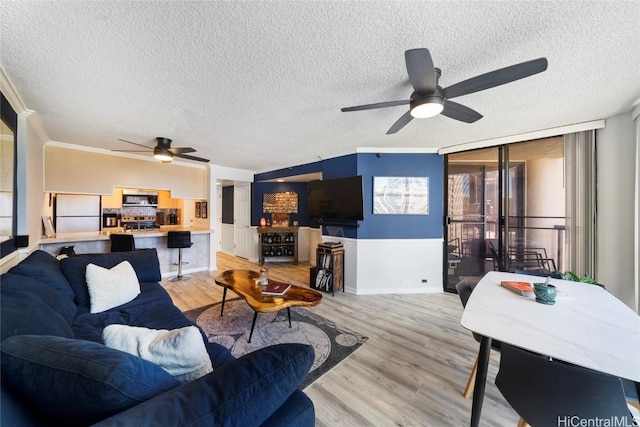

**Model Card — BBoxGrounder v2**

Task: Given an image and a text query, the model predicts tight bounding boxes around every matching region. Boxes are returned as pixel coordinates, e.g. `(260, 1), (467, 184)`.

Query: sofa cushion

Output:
(92, 343), (315, 427)
(60, 249), (161, 307)
(0, 274), (75, 340)
(71, 282), (186, 342)
(1, 272), (77, 325)
(86, 261), (141, 313)
(103, 325), (213, 382)
(261, 390), (316, 427)
(0, 335), (181, 426)
(8, 250), (75, 300)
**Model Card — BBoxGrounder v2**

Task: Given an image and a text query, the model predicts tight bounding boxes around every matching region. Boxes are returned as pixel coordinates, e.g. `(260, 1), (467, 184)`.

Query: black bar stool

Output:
(167, 231), (193, 281)
(110, 234), (135, 252)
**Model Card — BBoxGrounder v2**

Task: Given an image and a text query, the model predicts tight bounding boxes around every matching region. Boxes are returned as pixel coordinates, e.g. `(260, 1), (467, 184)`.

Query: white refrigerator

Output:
(55, 194), (101, 233)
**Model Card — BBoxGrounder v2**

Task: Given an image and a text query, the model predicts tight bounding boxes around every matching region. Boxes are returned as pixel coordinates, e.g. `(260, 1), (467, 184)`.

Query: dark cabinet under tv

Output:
(258, 226), (298, 266)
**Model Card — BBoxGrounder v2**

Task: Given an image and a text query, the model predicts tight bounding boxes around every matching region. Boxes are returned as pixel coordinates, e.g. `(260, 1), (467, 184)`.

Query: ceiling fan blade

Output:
(175, 153), (210, 163)
(442, 57), (548, 100)
(441, 101), (483, 123)
(341, 100), (409, 112)
(168, 147), (196, 154)
(117, 139), (153, 149)
(405, 48), (436, 93)
(111, 149), (152, 152)
(386, 111), (413, 134)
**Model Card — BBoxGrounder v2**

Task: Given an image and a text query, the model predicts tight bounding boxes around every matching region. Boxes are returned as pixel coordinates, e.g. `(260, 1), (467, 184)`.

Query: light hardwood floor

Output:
(161, 252), (520, 427)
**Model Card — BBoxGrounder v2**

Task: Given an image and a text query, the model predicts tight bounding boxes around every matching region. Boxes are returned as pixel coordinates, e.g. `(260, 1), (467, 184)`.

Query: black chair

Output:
(455, 279), (502, 399)
(110, 234), (135, 252)
(167, 231), (193, 281)
(495, 343), (633, 427)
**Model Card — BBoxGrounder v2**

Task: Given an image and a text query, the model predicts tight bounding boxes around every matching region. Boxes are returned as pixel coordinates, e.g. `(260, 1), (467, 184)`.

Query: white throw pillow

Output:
(86, 261), (141, 313)
(102, 324), (213, 382)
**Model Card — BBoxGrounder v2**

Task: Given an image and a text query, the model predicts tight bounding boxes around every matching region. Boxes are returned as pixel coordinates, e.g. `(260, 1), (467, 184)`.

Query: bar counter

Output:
(39, 227), (213, 277)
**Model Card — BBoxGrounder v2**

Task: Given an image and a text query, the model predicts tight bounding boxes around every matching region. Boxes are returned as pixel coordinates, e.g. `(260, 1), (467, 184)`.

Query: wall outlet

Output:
(421, 279), (428, 284)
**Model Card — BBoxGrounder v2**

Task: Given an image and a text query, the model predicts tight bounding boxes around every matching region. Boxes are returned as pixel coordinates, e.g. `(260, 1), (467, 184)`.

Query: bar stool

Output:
(167, 231), (192, 281)
(110, 234), (135, 252)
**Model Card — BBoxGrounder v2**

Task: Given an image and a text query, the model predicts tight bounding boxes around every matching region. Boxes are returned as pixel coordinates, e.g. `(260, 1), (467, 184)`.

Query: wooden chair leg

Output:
(463, 355), (479, 399)
(463, 349), (499, 399)
(517, 418), (531, 427)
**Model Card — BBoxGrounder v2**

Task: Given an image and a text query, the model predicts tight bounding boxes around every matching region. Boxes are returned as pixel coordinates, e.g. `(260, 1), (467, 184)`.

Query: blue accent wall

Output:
(321, 154), (357, 179)
(254, 160), (322, 182)
(356, 153), (443, 239)
(253, 152), (443, 240)
(252, 182), (309, 226)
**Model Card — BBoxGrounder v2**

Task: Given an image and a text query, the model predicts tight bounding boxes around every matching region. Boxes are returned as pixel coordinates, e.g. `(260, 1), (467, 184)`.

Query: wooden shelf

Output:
(311, 242), (344, 295)
(258, 226), (298, 265)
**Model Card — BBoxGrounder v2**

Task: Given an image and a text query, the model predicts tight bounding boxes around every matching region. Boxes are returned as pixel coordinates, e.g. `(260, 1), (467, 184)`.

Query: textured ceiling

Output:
(1, 1), (639, 174)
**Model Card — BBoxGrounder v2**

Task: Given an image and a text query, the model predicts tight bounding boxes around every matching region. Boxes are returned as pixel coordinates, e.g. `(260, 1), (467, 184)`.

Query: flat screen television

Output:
(307, 175), (364, 221)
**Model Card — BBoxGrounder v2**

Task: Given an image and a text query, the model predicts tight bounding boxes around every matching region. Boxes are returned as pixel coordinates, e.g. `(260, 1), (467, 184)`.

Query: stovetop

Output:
(121, 215), (160, 230)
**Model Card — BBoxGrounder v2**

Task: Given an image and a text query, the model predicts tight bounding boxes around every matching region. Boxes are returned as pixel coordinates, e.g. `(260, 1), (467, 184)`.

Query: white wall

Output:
(45, 144), (207, 198)
(635, 108), (640, 313)
(23, 114), (48, 252)
(0, 111), (48, 272)
(596, 112), (637, 310)
(332, 237), (443, 295)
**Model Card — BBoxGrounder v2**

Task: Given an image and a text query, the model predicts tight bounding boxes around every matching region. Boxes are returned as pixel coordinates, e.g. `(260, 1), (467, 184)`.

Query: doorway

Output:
(233, 183), (253, 260)
(444, 138), (566, 291)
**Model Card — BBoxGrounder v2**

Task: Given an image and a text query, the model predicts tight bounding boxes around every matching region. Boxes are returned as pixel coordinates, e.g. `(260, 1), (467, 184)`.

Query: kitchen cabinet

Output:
(157, 190), (172, 208)
(102, 188), (123, 209)
(158, 190), (183, 209)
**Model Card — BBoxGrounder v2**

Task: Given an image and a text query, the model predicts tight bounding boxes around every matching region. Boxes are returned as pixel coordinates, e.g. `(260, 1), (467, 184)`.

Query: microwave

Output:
(122, 192), (158, 206)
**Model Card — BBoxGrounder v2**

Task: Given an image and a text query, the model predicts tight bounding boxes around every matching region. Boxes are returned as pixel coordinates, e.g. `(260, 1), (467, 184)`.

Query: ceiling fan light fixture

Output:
(153, 149), (173, 163)
(410, 95), (444, 118)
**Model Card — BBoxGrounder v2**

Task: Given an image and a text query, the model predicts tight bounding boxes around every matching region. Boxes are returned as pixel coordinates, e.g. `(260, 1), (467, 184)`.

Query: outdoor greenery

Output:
(560, 272), (605, 288)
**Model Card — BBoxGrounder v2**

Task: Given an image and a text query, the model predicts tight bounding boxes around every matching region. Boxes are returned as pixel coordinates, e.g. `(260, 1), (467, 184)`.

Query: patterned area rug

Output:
(184, 298), (368, 388)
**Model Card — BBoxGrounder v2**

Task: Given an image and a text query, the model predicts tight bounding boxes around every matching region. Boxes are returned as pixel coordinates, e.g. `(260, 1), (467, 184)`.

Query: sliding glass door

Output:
(444, 137), (567, 291)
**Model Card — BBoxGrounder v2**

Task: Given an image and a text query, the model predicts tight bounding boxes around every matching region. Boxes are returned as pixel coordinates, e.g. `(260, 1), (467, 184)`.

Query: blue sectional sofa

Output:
(1, 249), (315, 426)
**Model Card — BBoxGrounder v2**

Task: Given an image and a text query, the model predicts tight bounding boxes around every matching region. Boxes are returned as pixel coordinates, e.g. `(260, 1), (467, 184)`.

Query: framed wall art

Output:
(373, 177), (429, 215)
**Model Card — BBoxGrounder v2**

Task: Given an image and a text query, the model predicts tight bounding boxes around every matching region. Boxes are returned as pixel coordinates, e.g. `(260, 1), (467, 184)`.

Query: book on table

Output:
(262, 282), (292, 296)
(500, 280), (534, 297)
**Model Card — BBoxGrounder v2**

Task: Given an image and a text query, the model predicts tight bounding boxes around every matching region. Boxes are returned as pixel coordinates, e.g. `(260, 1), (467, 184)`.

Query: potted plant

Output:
(559, 271), (605, 288)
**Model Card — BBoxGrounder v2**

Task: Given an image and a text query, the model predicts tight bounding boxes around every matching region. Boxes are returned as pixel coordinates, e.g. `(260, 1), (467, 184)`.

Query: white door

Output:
(234, 184), (253, 260)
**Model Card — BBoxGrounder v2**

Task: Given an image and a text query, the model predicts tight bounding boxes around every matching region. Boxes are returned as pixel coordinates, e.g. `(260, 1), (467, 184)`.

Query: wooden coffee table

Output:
(214, 269), (322, 343)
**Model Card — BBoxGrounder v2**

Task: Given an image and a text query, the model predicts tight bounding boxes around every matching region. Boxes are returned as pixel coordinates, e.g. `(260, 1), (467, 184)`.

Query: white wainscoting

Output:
(322, 237), (444, 295)
(303, 227), (322, 263)
(356, 238), (443, 294)
(221, 223), (234, 254)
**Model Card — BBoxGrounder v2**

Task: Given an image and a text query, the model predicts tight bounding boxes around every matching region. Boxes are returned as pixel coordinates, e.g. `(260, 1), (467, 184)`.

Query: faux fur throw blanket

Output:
(103, 324), (213, 383)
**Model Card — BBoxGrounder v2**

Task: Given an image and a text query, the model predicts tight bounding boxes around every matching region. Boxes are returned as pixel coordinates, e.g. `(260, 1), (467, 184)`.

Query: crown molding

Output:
(356, 147), (439, 154)
(0, 68), (27, 113)
(1, 67), (51, 143)
(20, 110), (50, 143)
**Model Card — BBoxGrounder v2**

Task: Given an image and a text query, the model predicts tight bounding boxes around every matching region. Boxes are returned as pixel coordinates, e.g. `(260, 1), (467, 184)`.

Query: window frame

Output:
(1, 91), (18, 258)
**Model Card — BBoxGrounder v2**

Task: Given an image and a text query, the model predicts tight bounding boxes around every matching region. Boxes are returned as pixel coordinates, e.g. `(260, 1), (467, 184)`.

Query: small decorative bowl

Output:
(533, 283), (557, 305)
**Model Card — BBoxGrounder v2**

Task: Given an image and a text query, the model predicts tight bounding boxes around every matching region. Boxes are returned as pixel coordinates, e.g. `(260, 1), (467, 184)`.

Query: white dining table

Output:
(461, 271), (640, 427)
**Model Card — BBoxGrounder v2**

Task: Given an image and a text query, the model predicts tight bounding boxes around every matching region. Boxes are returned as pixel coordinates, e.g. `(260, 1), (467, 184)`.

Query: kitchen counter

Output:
(39, 228), (214, 277)
(40, 227), (212, 244)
